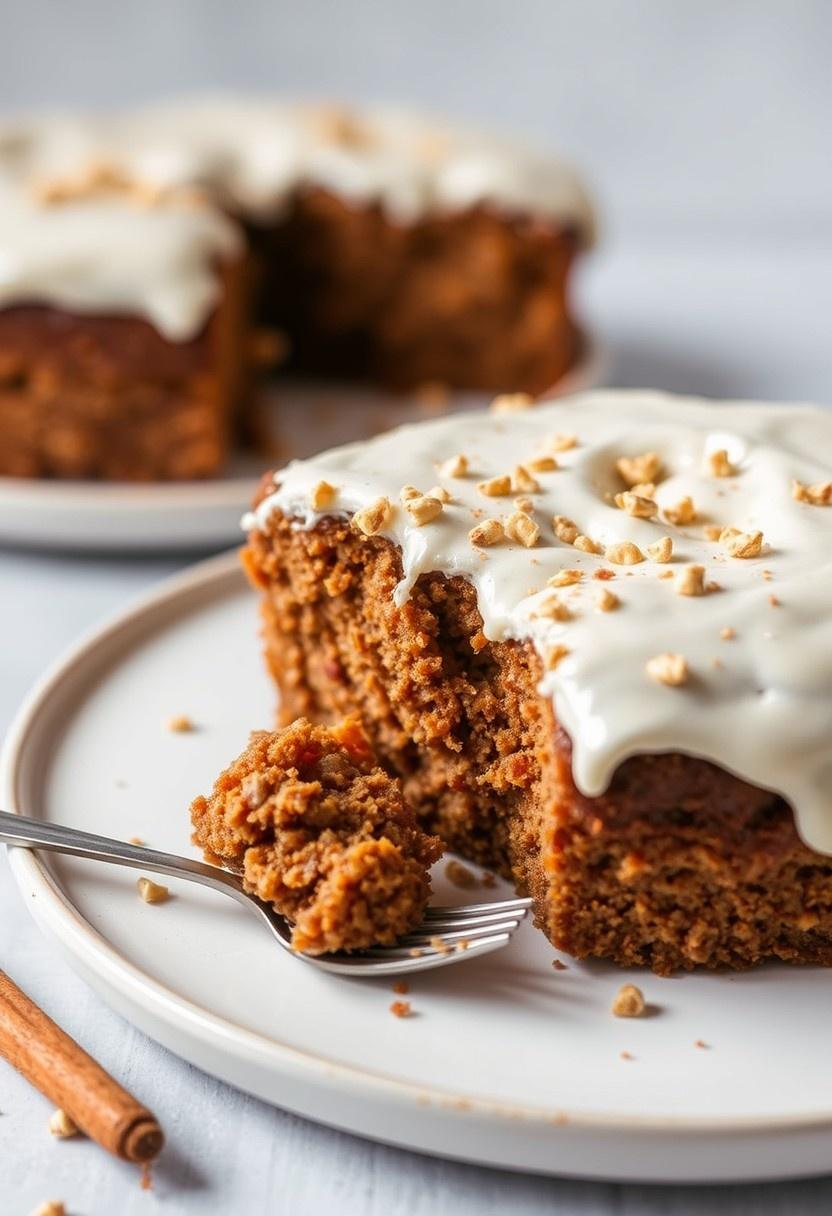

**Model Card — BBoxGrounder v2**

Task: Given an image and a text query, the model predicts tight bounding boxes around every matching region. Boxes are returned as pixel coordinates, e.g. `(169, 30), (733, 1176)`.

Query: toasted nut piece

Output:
(663, 496), (696, 526)
(614, 491), (658, 519)
(390, 1000), (412, 1018)
(606, 541), (645, 565)
(706, 448), (735, 477)
(505, 510), (540, 548)
(439, 453), (468, 478)
(428, 485), (452, 503)
(574, 535), (602, 554)
(526, 455), (558, 473)
(548, 568), (583, 587)
(469, 518), (505, 547)
(514, 495), (534, 512)
(720, 527), (764, 558)
(32, 1204), (67, 1216)
(703, 524), (724, 541)
(596, 588), (620, 612)
(647, 536), (673, 563)
(490, 392), (534, 413)
(792, 478), (832, 505)
(544, 644), (571, 670)
(553, 515), (579, 544)
(137, 877), (170, 904)
(309, 480), (336, 510)
(512, 464), (540, 494)
(612, 984), (646, 1018)
(48, 1109), (79, 1140)
(353, 497), (393, 535)
(532, 592), (572, 621)
(406, 495), (444, 526)
(543, 433), (577, 453)
(720, 626), (736, 640)
(616, 452), (662, 487)
(477, 475), (512, 497)
(630, 482), (656, 499)
(675, 564), (706, 596)
(166, 714), (194, 733)
(399, 484), (421, 503)
(646, 653), (689, 686)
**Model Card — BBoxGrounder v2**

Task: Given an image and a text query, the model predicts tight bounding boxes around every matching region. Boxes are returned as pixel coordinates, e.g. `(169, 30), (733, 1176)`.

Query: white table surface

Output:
(2, 243), (832, 1215)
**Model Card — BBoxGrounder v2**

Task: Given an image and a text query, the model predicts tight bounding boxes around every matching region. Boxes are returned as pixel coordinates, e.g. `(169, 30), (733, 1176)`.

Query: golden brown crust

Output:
(244, 509), (832, 973)
(190, 716), (442, 954)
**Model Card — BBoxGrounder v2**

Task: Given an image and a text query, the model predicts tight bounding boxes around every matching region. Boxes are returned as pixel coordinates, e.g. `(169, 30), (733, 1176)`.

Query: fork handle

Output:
(0, 809), (244, 903)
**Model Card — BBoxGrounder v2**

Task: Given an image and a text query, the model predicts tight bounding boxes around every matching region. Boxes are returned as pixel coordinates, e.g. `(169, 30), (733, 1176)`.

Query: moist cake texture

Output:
(190, 717), (442, 953)
(242, 389), (832, 973)
(0, 101), (592, 479)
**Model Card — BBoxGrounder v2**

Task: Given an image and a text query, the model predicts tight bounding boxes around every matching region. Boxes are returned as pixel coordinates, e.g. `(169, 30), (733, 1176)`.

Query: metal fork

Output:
(0, 811), (532, 976)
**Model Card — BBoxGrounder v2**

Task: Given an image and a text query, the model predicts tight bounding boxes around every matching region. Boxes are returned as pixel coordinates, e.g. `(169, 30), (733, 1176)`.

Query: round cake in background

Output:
(0, 99), (594, 482)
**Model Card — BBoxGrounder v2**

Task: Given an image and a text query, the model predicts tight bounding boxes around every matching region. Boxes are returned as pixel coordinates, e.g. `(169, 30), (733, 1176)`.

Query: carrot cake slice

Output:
(241, 389), (832, 973)
(0, 101), (593, 480)
(191, 717), (442, 953)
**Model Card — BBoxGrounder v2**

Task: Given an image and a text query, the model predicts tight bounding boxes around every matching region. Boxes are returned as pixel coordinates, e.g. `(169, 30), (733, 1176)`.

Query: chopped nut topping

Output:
(612, 983), (646, 1018)
(630, 481), (656, 499)
(616, 451), (662, 487)
(439, 453), (469, 478)
(663, 496), (697, 526)
(533, 592), (572, 621)
(614, 491), (658, 519)
(544, 433), (577, 453)
(446, 859), (478, 889)
(526, 455), (558, 473)
(703, 524), (724, 541)
(48, 1109), (79, 1140)
(769, 593), (781, 607)
(392, 980), (410, 995)
(399, 484), (421, 503)
(429, 935), (452, 955)
(574, 535), (602, 554)
(720, 527), (764, 558)
(166, 714), (194, 733)
(657, 568), (674, 579)
(647, 536), (673, 563)
(477, 474), (512, 498)
(353, 497), (393, 536)
(406, 494), (444, 526)
(241, 772), (269, 809)
(137, 877), (169, 905)
(428, 485), (453, 503)
(309, 480), (337, 510)
(544, 644), (571, 670)
(706, 448), (735, 477)
(596, 588), (620, 612)
(720, 626), (736, 640)
(646, 653), (689, 686)
(548, 568), (583, 587)
(505, 510), (540, 548)
(513, 495), (534, 513)
(553, 515), (579, 544)
(390, 1000), (412, 1018)
(606, 541), (645, 565)
(512, 464), (540, 494)
(469, 518), (505, 547)
(792, 478), (832, 506)
(675, 564), (706, 596)
(128, 836), (145, 846)
(490, 392), (534, 413)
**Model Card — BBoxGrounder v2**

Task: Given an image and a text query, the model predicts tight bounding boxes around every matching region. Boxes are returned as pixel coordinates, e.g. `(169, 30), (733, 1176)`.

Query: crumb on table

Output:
(612, 983), (646, 1018)
(392, 981), (410, 995)
(445, 859), (478, 889)
(390, 1000), (412, 1018)
(32, 1203), (66, 1216)
(166, 714), (195, 733)
(47, 1109), (79, 1140)
(137, 877), (170, 905)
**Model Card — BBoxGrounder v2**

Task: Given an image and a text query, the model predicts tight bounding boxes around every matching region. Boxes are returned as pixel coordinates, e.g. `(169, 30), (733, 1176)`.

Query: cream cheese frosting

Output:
(245, 389), (832, 854)
(0, 98), (593, 340)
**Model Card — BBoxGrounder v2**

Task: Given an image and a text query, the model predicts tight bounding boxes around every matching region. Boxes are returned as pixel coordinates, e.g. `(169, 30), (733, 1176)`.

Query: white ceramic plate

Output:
(0, 341), (606, 554)
(4, 550), (832, 1184)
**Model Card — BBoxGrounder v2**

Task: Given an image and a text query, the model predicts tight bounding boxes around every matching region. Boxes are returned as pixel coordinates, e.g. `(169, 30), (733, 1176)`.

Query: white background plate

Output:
(3, 549), (832, 1184)
(0, 341), (605, 554)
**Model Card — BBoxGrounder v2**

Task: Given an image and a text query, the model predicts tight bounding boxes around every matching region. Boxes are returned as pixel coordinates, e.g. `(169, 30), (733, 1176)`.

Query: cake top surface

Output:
(247, 389), (832, 854)
(0, 98), (593, 339)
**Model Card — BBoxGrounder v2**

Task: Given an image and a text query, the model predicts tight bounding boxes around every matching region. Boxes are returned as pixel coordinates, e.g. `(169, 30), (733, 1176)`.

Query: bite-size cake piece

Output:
(190, 717), (442, 953)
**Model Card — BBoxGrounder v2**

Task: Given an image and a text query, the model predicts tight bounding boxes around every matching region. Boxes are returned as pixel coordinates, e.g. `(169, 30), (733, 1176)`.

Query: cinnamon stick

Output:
(0, 969), (163, 1162)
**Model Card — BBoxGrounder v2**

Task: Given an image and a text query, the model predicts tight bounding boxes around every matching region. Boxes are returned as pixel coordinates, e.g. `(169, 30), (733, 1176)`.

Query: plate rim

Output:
(4, 547), (832, 1143)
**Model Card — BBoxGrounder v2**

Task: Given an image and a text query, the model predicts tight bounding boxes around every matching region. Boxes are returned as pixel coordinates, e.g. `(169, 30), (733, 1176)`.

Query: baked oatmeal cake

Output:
(0, 101), (593, 480)
(241, 389), (832, 973)
(190, 717), (442, 953)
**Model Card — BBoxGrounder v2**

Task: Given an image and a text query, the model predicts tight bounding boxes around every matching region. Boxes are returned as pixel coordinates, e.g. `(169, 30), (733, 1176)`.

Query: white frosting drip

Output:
(0, 99), (593, 340)
(245, 390), (832, 854)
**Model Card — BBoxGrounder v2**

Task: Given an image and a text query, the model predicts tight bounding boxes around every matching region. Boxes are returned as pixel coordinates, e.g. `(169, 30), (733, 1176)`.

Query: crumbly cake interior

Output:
(190, 716), (442, 954)
(243, 514), (832, 974)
